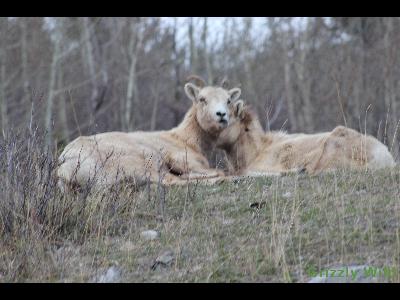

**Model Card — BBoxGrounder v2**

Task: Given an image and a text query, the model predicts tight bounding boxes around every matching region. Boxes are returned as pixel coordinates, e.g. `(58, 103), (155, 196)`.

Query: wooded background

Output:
(1, 17), (399, 159)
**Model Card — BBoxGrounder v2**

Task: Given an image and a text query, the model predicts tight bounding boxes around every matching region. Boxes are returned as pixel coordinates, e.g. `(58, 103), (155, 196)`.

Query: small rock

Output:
(96, 266), (121, 283)
(151, 250), (175, 270)
(262, 185), (269, 194)
(157, 251), (174, 264)
(192, 265), (202, 272)
(136, 256), (153, 267)
(120, 240), (135, 252)
(140, 230), (160, 241)
(282, 192), (292, 198)
(355, 189), (367, 196)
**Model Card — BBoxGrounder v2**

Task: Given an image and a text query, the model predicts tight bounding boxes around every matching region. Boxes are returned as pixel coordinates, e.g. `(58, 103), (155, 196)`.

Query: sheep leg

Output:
(166, 157), (225, 179)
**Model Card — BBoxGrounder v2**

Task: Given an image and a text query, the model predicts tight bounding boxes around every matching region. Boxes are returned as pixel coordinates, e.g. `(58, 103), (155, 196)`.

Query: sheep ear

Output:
(228, 88), (241, 102)
(235, 100), (245, 119)
(184, 83), (200, 102)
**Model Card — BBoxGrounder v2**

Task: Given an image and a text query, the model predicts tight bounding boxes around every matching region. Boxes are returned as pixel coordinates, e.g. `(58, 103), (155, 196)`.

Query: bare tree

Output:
(202, 17), (213, 83)
(0, 18), (8, 133)
(242, 18), (257, 104)
(188, 17), (198, 74)
(57, 64), (69, 142)
(281, 20), (298, 131)
(294, 18), (314, 132)
(0, 46), (6, 133)
(20, 17), (30, 125)
(1, 17), (400, 154)
(150, 80), (160, 131)
(382, 17), (399, 155)
(81, 17), (100, 129)
(45, 20), (62, 147)
(124, 18), (143, 131)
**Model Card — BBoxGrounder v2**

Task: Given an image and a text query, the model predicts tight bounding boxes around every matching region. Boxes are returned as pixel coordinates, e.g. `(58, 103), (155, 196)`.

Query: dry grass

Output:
(1, 127), (400, 282)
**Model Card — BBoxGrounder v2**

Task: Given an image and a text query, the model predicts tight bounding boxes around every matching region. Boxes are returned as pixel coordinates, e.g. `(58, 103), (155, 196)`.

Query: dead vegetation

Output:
(1, 125), (400, 282)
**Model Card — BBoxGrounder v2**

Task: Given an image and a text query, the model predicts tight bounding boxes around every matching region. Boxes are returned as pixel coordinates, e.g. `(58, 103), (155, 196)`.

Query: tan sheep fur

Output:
(57, 77), (241, 189)
(217, 103), (396, 176)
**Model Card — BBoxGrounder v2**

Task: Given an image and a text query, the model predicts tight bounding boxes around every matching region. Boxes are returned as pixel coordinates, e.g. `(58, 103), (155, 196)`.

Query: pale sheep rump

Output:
(217, 105), (396, 177)
(368, 142), (396, 169)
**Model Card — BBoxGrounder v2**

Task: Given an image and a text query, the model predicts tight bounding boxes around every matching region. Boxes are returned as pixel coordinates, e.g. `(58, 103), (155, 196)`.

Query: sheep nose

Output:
(216, 111), (226, 118)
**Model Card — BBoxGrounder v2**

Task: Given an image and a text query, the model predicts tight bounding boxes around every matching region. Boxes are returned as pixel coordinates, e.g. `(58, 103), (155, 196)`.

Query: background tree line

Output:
(1, 17), (399, 159)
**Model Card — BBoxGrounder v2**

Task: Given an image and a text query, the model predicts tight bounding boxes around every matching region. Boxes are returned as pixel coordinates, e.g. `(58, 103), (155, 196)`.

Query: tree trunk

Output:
(125, 20), (142, 131)
(383, 17), (398, 155)
(57, 66), (69, 142)
(282, 27), (297, 132)
(150, 85), (160, 131)
(352, 21), (365, 128)
(0, 48), (7, 133)
(45, 29), (61, 147)
(202, 17), (213, 84)
(21, 18), (30, 125)
(172, 17), (182, 125)
(81, 17), (98, 130)
(295, 19), (314, 133)
(242, 18), (257, 104)
(188, 17), (198, 74)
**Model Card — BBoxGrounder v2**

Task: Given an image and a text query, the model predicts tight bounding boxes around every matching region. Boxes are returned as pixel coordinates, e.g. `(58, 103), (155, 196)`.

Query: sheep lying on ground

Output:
(57, 76), (241, 190)
(217, 102), (396, 177)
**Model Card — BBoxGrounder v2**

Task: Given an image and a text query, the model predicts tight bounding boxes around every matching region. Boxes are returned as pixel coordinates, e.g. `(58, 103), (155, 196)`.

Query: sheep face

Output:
(184, 83), (241, 135)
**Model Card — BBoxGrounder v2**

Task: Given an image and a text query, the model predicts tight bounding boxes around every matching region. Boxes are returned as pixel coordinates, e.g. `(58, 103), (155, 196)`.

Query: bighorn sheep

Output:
(57, 76), (241, 189)
(217, 103), (396, 176)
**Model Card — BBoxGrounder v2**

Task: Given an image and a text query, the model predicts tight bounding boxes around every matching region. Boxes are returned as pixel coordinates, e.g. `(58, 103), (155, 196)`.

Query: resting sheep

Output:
(217, 103), (396, 176)
(57, 76), (241, 190)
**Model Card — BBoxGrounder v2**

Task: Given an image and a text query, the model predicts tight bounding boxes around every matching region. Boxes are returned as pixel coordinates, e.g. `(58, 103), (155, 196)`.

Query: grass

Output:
(1, 127), (400, 282)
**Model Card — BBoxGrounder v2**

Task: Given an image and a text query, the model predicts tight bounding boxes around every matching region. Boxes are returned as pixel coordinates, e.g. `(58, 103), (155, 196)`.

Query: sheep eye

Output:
(199, 97), (206, 103)
(245, 128), (250, 132)
(227, 99), (231, 104)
